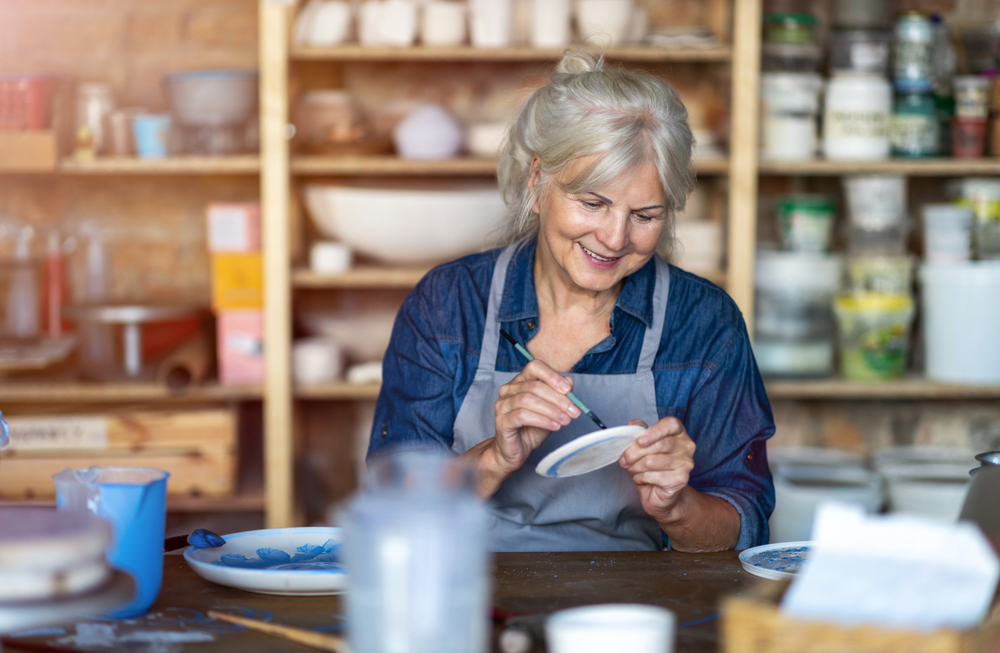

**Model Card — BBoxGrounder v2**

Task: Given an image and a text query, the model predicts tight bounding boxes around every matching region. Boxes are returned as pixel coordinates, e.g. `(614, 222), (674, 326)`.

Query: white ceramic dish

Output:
(183, 527), (346, 595)
(546, 603), (675, 653)
(303, 181), (506, 266)
(738, 541), (813, 581)
(536, 425), (644, 478)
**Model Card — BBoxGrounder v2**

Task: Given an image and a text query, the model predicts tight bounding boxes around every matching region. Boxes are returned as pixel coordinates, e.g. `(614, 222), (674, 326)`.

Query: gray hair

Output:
(495, 51), (696, 254)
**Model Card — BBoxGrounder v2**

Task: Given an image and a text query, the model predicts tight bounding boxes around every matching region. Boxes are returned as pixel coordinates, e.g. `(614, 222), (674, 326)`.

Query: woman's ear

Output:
(528, 156), (542, 213)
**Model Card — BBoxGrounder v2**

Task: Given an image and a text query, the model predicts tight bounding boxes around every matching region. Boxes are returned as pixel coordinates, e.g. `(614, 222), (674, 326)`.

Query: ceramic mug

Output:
(421, 1), (467, 46)
(132, 114), (172, 159)
(530, 0), (571, 47)
(469, 0), (513, 48)
(307, 0), (353, 46)
(575, 0), (634, 46)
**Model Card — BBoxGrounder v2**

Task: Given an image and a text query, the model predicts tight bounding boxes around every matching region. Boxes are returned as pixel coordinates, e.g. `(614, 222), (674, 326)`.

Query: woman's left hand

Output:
(619, 417), (696, 523)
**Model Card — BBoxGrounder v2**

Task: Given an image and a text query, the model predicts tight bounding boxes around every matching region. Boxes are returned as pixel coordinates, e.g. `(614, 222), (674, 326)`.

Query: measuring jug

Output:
(53, 466), (169, 618)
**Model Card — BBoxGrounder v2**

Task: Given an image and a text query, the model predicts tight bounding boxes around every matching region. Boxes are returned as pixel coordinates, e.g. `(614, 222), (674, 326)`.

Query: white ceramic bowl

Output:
(769, 464), (883, 543)
(546, 604), (675, 653)
(880, 463), (973, 521)
(303, 181), (506, 266)
(872, 445), (978, 472)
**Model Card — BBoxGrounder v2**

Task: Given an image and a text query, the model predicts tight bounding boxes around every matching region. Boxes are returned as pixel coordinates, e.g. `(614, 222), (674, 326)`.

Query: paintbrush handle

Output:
(208, 611), (348, 653)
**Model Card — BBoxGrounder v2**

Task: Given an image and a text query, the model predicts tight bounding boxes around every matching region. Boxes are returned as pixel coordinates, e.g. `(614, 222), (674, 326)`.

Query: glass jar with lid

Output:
(764, 13), (817, 45)
(890, 90), (939, 158)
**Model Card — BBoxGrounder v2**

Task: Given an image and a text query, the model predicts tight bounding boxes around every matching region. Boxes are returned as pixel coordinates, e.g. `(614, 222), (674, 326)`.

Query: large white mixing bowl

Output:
(303, 181), (507, 266)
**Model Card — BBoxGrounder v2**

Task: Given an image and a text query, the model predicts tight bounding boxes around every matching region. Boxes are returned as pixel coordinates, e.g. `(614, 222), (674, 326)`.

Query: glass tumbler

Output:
(342, 452), (490, 653)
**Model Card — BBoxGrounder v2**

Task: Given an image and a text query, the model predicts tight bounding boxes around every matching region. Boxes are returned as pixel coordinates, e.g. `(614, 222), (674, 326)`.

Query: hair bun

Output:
(555, 51), (604, 75)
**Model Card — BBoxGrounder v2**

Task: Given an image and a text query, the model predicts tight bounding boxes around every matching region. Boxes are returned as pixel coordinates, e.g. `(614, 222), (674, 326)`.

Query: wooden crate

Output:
(0, 130), (57, 170)
(722, 580), (1000, 653)
(0, 409), (237, 498)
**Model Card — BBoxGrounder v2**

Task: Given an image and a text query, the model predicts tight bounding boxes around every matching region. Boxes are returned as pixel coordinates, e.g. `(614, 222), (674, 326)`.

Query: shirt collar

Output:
(496, 240), (657, 328)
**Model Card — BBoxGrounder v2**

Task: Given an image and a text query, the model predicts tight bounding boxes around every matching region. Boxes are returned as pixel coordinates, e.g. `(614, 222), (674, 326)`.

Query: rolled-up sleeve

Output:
(684, 318), (775, 549)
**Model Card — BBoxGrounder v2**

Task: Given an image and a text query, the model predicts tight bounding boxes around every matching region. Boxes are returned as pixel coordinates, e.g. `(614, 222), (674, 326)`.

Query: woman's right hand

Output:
(491, 359), (582, 475)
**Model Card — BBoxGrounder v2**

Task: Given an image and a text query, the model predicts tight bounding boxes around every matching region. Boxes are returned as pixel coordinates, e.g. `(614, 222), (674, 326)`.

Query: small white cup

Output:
(546, 604), (676, 653)
(305, 0), (353, 46)
(380, 0), (418, 46)
(310, 241), (353, 274)
(922, 204), (974, 264)
(421, 1), (467, 45)
(469, 0), (513, 47)
(293, 337), (344, 385)
(575, 0), (634, 46)
(530, 0), (571, 47)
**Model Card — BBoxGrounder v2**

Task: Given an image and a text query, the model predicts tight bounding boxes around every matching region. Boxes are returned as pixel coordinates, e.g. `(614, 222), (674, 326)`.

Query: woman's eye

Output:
(632, 213), (653, 223)
(581, 201), (603, 210)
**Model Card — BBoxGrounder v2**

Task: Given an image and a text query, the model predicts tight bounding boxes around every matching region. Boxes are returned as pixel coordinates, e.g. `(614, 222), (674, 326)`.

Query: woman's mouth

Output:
(580, 244), (622, 267)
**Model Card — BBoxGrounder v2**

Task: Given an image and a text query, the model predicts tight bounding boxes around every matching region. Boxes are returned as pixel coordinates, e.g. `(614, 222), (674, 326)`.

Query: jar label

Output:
(826, 110), (889, 140)
(894, 41), (932, 83)
(890, 113), (937, 154)
(850, 42), (888, 71)
(956, 86), (989, 118)
(958, 197), (1000, 223)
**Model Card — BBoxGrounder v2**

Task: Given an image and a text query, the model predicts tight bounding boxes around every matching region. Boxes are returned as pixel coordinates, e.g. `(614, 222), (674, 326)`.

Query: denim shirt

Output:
(370, 241), (776, 549)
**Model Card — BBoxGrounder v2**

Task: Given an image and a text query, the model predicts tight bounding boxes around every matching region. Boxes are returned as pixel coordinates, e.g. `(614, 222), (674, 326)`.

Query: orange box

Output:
(207, 202), (261, 252)
(0, 130), (58, 171)
(211, 252), (263, 310)
(217, 310), (264, 385)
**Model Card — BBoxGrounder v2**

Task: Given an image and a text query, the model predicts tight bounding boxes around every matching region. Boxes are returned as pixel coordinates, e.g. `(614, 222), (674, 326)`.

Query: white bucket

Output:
(919, 262), (1000, 384)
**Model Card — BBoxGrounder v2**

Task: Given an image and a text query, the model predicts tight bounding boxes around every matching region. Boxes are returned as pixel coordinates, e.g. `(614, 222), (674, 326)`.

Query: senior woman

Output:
(369, 52), (774, 553)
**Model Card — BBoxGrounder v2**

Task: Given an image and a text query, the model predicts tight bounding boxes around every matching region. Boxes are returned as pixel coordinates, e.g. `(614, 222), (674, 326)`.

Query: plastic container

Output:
(760, 73), (822, 161)
(845, 255), (914, 295)
(761, 43), (821, 73)
(770, 464), (883, 544)
(952, 117), (988, 158)
(764, 13), (817, 45)
(833, 294), (915, 380)
(957, 177), (1000, 260)
(893, 12), (934, 93)
(954, 76), (990, 119)
(921, 204), (974, 264)
(832, 0), (892, 29)
(842, 175), (909, 255)
(919, 262), (1000, 384)
(53, 467), (169, 618)
(880, 463), (972, 520)
(754, 251), (842, 377)
(776, 194), (835, 252)
(342, 453), (490, 653)
(829, 30), (891, 75)
(890, 90), (939, 158)
(822, 74), (892, 160)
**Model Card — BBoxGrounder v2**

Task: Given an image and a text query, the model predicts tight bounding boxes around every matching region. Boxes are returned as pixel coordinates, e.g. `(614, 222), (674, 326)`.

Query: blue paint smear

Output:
(744, 545), (811, 575)
(218, 538), (343, 571)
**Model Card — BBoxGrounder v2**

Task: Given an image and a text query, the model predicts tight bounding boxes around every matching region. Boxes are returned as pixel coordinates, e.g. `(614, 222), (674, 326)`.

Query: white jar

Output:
(822, 73), (892, 160)
(760, 73), (822, 161)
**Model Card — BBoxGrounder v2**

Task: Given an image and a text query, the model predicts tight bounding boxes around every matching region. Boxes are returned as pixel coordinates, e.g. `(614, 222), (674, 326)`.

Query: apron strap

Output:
(476, 244), (517, 376)
(636, 256), (670, 371)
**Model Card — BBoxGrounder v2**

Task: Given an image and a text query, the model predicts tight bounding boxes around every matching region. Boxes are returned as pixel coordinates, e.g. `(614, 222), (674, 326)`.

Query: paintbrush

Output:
(499, 329), (607, 429)
(208, 611), (348, 653)
(163, 528), (226, 552)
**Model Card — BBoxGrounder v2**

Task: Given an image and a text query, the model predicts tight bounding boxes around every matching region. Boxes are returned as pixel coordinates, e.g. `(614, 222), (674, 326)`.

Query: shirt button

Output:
(527, 321), (535, 330)
(747, 452), (753, 461)
(382, 428), (388, 439)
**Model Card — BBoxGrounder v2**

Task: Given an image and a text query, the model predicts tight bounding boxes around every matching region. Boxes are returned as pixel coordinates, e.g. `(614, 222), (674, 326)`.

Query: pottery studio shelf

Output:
(56, 156), (261, 175)
(758, 158), (1000, 176)
(291, 155), (730, 176)
(295, 381), (381, 400)
(0, 493), (266, 513)
(0, 382), (262, 404)
(765, 377), (1000, 400)
(290, 44), (732, 63)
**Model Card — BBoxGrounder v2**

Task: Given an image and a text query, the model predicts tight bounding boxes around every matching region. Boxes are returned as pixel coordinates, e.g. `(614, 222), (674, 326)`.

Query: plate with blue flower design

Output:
(738, 541), (813, 581)
(183, 527), (346, 595)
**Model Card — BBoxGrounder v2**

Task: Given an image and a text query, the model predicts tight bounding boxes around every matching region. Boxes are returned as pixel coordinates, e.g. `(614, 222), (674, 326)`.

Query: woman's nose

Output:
(596, 212), (629, 251)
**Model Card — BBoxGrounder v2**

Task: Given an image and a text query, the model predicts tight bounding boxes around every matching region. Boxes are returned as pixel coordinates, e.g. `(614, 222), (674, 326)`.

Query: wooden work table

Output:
(3, 550), (756, 653)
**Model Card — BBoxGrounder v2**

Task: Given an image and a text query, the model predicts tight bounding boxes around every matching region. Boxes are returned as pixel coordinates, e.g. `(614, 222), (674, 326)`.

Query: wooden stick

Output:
(208, 610), (349, 653)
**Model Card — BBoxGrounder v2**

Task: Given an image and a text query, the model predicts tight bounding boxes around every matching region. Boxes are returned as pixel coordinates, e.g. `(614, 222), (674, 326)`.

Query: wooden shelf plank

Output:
(759, 158), (1000, 176)
(0, 382), (262, 404)
(765, 377), (1000, 400)
(293, 266), (431, 288)
(292, 155), (729, 176)
(58, 156), (260, 174)
(295, 382), (381, 400)
(0, 494), (265, 513)
(290, 44), (731, 62)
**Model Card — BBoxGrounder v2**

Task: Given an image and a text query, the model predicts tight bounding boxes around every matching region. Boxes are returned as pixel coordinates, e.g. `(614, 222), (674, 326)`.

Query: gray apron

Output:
(452, 245), (671, 551)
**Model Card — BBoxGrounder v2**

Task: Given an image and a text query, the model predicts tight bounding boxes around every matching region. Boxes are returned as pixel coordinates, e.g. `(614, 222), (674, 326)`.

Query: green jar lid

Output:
(778, 194), (835, 213)
(764, 12), (818, 25)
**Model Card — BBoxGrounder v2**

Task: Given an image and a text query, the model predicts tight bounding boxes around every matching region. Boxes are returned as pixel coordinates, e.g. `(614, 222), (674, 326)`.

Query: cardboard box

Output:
(0, 130), (58, 171)
(211, 252), (263, 310)
(0, 409), (237, 498)
(207, 202), (261, 252)
(217, 309), (264, 385)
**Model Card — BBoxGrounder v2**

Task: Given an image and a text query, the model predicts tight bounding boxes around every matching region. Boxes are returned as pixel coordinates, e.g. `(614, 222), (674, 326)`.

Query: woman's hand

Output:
(492, 359), (581, 474)
(619, 417), (695, 523)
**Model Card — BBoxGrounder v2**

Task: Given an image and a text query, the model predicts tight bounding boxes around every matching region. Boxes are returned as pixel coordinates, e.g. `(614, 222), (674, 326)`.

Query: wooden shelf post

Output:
(260, 0), (295, 528)
(727, 0), (762, 337)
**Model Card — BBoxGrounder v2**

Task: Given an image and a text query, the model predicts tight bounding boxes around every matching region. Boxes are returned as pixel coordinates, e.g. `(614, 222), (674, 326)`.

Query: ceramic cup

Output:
(421, 1), (467, 45)
(132, 114), (172, 159)
(469, 0), (513, 47)
(575, 0), (634, 46)
(293, 337), (345, 385)
(546, 604), (676, 653)
(306, 0), (353, 46)
(310, 240), (353, 274)
(530, 0), (571, 47)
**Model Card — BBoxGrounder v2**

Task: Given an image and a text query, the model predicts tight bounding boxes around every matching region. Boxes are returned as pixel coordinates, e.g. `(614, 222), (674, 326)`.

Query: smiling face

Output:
(531, 155), (669, 299)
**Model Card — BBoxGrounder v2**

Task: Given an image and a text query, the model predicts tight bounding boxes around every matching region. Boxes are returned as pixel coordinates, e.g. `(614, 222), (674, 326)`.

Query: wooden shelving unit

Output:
(290, 44), (732, 62)
(293, 266), (431, 289)
(57, 156), (260, 175)
(759, 158), (1000, 176)
(295, 382), (381, 400)
(292, 155), (729, 176)
(2, 493), (266, 513)
(0, 382), (261, 404)
(765, 378), (1000, 401)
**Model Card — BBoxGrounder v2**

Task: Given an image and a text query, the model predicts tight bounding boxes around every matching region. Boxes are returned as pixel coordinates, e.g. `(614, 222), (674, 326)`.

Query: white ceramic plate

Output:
(738, 541), (813, 581)
(183, 527), (346, 595)
(535, 425), (645, 478)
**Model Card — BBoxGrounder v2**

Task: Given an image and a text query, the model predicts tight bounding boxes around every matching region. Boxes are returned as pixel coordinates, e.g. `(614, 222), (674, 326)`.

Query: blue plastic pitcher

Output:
(53, 467), (170, 618)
